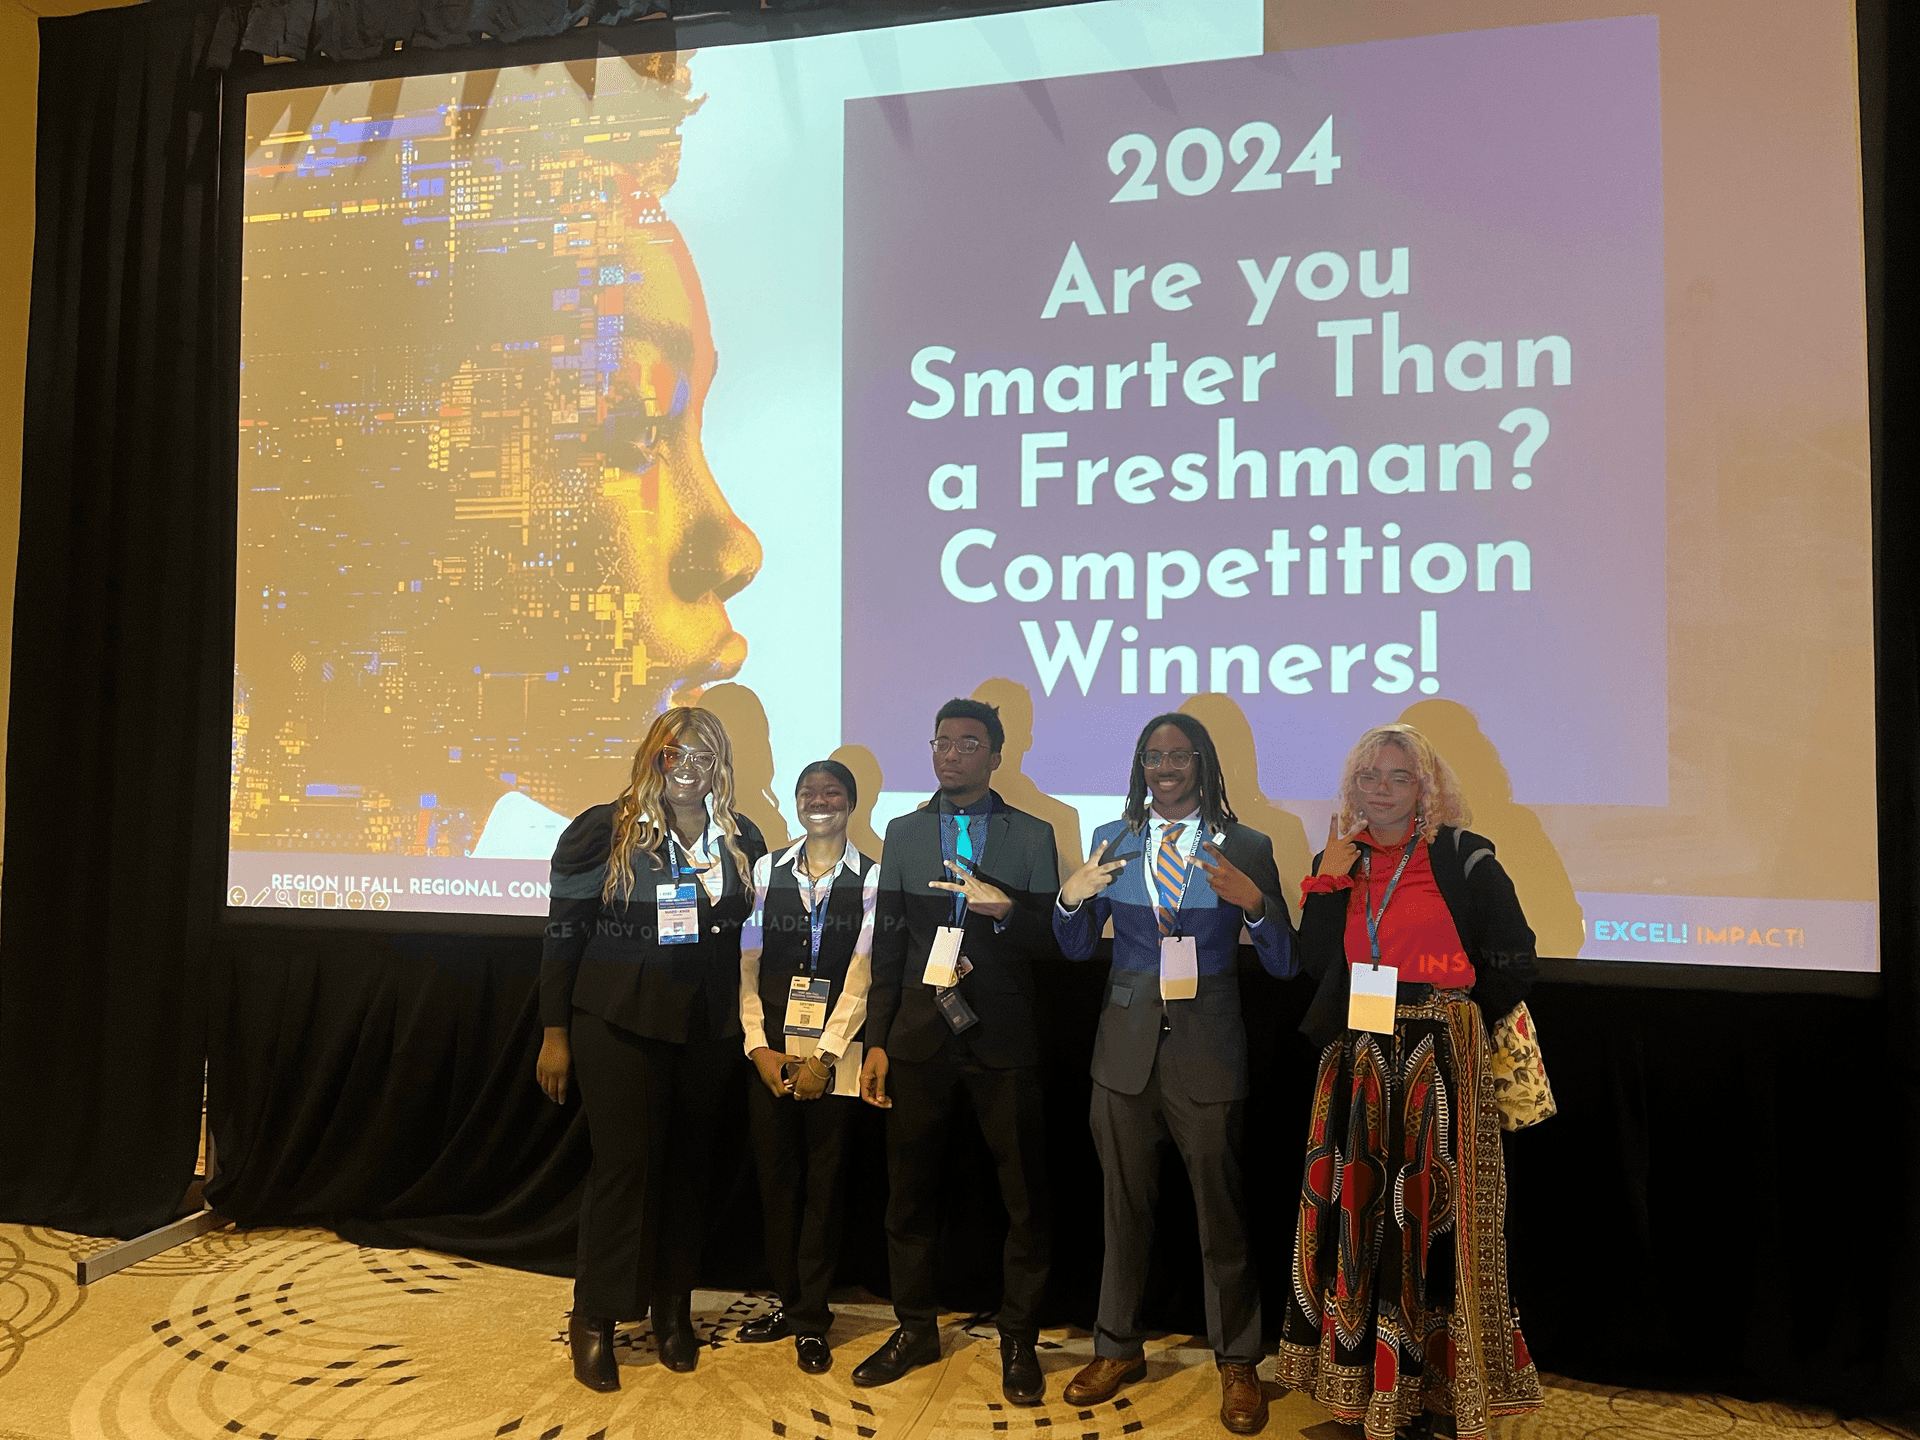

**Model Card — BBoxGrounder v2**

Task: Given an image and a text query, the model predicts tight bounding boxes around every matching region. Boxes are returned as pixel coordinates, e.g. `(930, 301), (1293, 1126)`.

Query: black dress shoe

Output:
(652, 1296), (700, 1373)
(568, 1314), (619, 1393)
(738, 1308), (792, 1344)
(850, 1326), (941, 1387)
(796, 1334), (832, 1373)
(1000, 1335), (1044, 1406)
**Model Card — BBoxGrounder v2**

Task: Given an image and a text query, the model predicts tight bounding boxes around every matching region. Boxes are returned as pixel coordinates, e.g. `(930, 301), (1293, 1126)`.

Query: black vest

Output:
(754, 847), (875, 1038)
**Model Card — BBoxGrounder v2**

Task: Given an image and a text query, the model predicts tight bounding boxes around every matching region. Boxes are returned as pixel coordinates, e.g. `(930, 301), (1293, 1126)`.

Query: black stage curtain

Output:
(0, 0), (243, 1239)
(4, 0), (1918, 1419)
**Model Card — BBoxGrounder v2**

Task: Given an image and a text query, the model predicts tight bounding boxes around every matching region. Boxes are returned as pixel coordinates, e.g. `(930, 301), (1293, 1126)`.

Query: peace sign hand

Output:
(929, 861), (1012, 919)
(1198, 841), (1264, 917)
(1321, 813), (1369, 879)
(1061, 839), (1127, 908)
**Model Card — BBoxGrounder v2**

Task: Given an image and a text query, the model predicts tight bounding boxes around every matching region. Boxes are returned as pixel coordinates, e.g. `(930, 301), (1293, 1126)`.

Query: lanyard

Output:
(800, 852), (836, 974)
(669, 818), (714, 889)
(1362, 839), (1418, 967)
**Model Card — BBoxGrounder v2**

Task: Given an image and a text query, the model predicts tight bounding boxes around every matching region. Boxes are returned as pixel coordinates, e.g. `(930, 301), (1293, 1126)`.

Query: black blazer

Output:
(865, 790), (1060, 1070)
(1298, 825), (1538, 1049)
(539, 803), (769, 1043)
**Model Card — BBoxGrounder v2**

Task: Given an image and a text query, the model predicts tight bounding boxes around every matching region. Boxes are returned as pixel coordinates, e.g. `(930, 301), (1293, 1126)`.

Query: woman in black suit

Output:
(535, 706), (768, 1392)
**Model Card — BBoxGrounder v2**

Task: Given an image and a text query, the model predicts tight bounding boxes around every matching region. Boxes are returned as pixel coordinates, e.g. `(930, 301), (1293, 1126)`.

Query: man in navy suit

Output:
(1053, 712), (1295, 1435)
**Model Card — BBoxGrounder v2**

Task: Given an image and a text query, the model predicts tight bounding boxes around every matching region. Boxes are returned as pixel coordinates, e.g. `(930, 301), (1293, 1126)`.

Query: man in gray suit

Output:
(1052, 712), (1295, 1435)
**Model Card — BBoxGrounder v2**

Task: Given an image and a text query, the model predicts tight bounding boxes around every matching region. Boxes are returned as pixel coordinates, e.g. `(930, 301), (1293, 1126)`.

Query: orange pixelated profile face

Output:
(594, 182), (761, 695)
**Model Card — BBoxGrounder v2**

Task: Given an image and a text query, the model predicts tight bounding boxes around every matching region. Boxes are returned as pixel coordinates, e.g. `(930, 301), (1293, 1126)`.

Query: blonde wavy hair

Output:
(1334, 723), (1470, 837)
(603, 707), (750, 903)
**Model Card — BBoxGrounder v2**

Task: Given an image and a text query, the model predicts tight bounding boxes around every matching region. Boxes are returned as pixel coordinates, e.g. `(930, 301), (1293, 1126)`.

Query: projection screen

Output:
(227, 0), (1876, 979)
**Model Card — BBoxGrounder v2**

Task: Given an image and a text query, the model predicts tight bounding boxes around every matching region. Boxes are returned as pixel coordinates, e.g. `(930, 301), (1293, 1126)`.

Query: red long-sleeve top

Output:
(1301, 833), (1477, 987)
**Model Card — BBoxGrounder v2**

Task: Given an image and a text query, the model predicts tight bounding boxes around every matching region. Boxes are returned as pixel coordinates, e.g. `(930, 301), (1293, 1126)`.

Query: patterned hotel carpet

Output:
(2, 1223), (1913, 1440)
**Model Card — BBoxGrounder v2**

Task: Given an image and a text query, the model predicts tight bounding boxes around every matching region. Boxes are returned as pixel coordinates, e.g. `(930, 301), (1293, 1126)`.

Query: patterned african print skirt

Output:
(1276, 990), (1543, 1439)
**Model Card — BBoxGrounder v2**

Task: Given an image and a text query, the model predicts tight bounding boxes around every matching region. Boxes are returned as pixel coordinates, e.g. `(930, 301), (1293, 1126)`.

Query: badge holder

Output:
(922, 924), (963, 987)
(784, 975), (832, 1040)
(656, 880), (699, 944)
(1349, 962), (1398, 1033)
(1159, 935), (1199, 1000)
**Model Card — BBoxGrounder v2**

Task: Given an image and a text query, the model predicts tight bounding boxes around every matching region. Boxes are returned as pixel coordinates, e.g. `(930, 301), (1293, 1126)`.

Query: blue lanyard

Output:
(669, 819), (713, 889)
(802, 857), (834, 974)
(1362, 839), (1418, 966)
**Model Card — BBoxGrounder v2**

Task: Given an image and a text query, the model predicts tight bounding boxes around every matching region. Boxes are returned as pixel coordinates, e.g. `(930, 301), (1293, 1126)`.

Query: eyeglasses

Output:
(1355, 770), (1417, 793)
(659, 746), (716, 775)
(1139, 749), (1195, 770)
(930, 737), (985, 756)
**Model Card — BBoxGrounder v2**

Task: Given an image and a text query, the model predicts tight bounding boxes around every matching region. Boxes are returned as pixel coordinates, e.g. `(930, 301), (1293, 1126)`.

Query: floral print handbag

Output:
(1488, 1001), (1557, 1130)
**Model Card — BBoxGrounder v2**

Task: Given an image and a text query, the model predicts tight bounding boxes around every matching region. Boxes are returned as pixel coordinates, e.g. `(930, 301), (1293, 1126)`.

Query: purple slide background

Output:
(842, 18), (1665, 804)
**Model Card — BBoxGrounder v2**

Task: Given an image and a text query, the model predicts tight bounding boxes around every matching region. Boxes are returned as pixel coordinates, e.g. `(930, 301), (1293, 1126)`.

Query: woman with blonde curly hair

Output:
(534, 706), (767, 1392)
(1278, 723), (1543, 1440)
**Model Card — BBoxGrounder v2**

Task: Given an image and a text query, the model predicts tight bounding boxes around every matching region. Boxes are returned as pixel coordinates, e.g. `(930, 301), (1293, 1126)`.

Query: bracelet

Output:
(805, 1054), (832, 1077)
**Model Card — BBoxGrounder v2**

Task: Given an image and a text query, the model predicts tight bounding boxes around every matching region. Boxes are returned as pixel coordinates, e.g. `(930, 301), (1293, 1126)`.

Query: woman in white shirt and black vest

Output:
(735, 759), (879, 1374)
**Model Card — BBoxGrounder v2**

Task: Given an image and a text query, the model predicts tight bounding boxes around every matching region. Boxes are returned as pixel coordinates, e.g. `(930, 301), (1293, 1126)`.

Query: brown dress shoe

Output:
(1062, 1354), (1147, 1406)
(1218, 1362), (1269, 1435)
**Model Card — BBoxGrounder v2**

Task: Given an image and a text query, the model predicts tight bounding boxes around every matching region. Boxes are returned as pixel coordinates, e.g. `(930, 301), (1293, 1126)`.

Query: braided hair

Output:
(1120, 712), (1237, 835)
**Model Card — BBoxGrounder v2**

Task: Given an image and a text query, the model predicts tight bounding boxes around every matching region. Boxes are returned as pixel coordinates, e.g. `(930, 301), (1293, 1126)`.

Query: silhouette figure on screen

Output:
(700, 683), (790, 850)
(230, 54), (760, 874)
(1179, 692), (1314, 908)
(1396, 698), (1584, 958)
(829, 744), (887, 862)
(971, 677), (1085, 875)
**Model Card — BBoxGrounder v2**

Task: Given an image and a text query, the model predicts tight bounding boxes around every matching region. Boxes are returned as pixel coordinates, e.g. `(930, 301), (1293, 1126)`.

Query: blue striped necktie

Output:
(1154, 823), (1187, 936)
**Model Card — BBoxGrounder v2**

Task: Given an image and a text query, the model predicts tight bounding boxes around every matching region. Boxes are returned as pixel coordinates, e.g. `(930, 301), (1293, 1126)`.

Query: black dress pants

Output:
(747, 1081), (856, 1336)
(884, 1050), (1051, 1341)
(569, 1003), (737, 1320)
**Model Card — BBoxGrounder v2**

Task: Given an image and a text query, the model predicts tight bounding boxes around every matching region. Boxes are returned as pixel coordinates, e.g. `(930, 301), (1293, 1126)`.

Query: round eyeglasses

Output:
(1355, 770), (1417, 794)
(1138, 748), (1195, 770)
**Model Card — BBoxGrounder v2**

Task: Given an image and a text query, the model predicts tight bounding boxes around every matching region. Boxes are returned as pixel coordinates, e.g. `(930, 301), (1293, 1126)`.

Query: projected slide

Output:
(229, 0), (1876, 975)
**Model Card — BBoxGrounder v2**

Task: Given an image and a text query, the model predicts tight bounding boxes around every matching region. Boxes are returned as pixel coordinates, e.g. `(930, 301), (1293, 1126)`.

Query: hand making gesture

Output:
(1197, 840), (1265, 918)
(929, 859), (1012, 919)
(1060, 839), (1127, 908)
(1320, 813), (1369, 879)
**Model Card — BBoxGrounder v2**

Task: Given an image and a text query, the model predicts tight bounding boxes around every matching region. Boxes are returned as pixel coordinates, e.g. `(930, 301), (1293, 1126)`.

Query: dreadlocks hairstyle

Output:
(1120, 712), (1238, 835)
(603, 707), (751, 904)
(1333, 723), (1470, 838)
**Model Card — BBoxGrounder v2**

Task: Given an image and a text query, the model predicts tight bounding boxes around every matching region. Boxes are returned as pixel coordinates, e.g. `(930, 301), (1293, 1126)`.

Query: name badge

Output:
(656, 881), (699, 945)
(922, 924), (964, 987)
(1349, 962), (1398, 1034)
(784, 976), (832, 1040)
(1159, 935), (1199, 1001)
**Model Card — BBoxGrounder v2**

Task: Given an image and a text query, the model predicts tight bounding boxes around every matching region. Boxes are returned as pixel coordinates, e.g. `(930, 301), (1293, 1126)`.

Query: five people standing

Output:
(537, 704), (1546, 1440)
